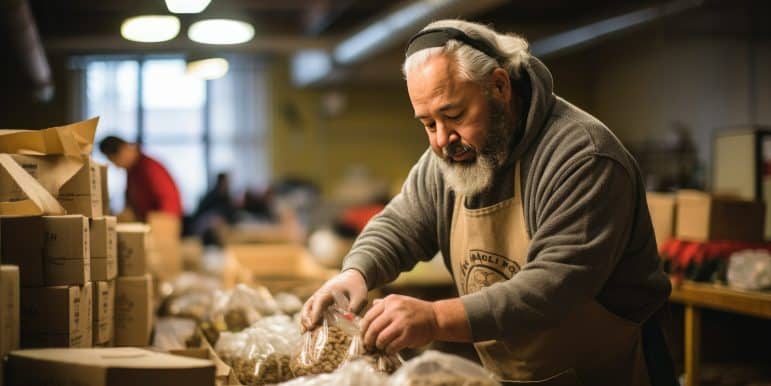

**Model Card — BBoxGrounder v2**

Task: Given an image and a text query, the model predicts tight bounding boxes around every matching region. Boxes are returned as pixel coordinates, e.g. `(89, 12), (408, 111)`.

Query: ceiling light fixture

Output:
(186, 57), (229, 80)
(188, 19), (254, 45)
(121, 15), (180, 43)
(165, 0), (211, 14)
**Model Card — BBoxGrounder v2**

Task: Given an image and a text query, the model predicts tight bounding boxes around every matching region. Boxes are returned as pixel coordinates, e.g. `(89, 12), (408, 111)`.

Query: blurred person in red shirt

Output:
(99, 136), (183, 221)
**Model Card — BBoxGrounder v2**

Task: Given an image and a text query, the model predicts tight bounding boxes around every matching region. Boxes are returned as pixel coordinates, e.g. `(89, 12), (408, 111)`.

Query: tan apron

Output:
(450, 163), (650, 386)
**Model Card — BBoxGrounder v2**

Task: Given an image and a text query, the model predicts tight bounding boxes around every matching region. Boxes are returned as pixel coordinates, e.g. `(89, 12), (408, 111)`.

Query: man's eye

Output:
(424, 122), (436, 131)
(446, 112), (463, 120)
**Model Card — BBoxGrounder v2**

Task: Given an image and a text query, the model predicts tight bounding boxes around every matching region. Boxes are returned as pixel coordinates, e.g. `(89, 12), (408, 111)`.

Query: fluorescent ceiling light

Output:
(165, 0), (211, 14)
(291, 50), (332, 86)
(186, 57), (229, 80)
(188, 19), (255, 45)
(334, 1), (435, 64)
(121, 15), (180, 43)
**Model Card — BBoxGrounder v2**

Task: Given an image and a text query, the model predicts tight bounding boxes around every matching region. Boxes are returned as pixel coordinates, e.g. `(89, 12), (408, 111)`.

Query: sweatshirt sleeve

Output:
(461, 155), (636, 341)
(342, 150), (441, 289)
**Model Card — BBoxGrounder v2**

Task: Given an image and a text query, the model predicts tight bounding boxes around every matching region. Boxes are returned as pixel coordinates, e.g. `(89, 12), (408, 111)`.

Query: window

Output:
(77, 55), (269, 215)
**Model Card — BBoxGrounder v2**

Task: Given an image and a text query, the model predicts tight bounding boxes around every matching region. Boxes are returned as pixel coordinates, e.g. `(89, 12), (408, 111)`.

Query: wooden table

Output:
(668, 281), (771, 386)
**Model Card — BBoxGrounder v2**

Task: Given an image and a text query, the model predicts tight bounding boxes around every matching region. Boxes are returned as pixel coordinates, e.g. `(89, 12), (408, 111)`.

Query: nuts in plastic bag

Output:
(277, 359), (388, 386)
(231, 326), (295, 385)
(387, 350), (498, 386)
(290, 292), (360, 376)
(345, 329), (403, 374)
(213, 284), (281, 331)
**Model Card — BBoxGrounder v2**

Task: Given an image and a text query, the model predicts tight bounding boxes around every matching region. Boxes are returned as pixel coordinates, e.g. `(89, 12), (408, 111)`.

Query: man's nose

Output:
(435, 122), (459, 149)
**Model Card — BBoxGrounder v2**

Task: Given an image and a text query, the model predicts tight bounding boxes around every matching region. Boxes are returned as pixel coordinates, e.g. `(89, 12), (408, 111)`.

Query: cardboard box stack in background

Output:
(115, 223), (153, 346)
(675, 190), (766, 242)
(0, 119), (104, 351)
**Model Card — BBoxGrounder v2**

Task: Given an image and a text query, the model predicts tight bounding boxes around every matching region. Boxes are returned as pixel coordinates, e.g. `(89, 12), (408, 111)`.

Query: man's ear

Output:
(490, 67), (511, 102)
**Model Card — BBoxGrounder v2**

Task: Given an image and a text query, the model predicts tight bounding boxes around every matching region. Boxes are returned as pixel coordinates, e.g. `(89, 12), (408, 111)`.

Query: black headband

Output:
(405, 27), (504, 63)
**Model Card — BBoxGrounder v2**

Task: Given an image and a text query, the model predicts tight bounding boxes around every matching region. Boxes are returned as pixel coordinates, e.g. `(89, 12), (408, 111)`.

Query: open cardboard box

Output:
(222, 243), (337, 298)
(0, 118), (99, 217)
(169, 327), (243, 386)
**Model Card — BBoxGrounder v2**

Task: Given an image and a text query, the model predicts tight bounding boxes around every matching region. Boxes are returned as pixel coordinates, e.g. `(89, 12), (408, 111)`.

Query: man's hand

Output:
(360, 295), (439, 354)
(300, 269), (368, 331)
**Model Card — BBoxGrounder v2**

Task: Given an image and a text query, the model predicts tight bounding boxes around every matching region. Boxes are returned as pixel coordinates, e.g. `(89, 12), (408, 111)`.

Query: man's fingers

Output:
(360, 299), (385, 335)
(375, 324), (402, 352)
(385, 330), (408, 354)
(363, 312), (391, 351)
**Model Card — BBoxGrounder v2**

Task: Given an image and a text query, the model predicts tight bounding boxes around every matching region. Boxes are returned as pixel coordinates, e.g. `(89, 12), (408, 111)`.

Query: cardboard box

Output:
(58, 157), (103, 218)
(0, 216), (45, 287)
(147, 212), (182, 282)
(0, 155), (66, 217)
(1, 216), (90, 287)
(1, 265), (20, 356)
(6, 347), (216, 386)
(647, 193), (676, 248)
(20, 282), (92, 348)
(92, 281), (114, 345)
(115, 274), (153, 347)
(676, 190), (766, 242)
(90, 216), (117, 281)
(116, 223), (149, 277)
(43, 215), (91, 285)
(98, 163), (110, 215)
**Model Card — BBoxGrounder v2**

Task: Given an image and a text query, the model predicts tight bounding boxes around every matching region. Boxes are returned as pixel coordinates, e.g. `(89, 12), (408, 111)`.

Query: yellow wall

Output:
(269, 59), (428, 197)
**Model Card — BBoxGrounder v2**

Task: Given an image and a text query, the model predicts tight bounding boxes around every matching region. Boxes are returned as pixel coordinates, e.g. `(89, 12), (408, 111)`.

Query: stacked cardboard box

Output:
(1, 265), (20, 355)
(115, 223), (153, 347)
(90, 216), (117, 346)
(675, 190), (765, 242)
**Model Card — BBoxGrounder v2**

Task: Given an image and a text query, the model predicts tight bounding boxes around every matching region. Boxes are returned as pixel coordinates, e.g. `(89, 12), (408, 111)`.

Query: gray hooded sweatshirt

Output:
(342, 56), (672, 342)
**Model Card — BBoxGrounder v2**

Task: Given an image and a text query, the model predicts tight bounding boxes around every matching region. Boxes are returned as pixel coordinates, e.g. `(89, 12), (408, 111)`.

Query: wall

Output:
(269, 59), (427, 198)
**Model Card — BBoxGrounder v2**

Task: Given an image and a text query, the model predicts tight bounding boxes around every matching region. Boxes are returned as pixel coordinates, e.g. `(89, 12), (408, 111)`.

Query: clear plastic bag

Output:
(291, 292), (402, 376)
(278, 359), (388, 386)
(231, 326), (295, 385)
(727, 250), (771, 290)
(387, 350), (498, 386)
(290, 292), (360, 376)
(344, 330), (403, 374)
(275, 292), (304, 315)
(253, 314), (302, 348)
(214, 331), (249, 365)
(213, 284), (281, 331)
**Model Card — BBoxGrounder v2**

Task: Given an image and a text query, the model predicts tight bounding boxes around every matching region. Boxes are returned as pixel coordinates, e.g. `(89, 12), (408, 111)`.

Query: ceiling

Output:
(2, 0), (769, 91)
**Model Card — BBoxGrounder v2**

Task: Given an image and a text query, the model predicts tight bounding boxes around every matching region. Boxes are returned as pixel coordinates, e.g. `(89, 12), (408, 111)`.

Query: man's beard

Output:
(434, 98), (513, 197)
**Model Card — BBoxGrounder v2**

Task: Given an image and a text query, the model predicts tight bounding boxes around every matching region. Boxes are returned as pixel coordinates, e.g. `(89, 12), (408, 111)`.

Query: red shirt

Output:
(126, 153), (183, 221)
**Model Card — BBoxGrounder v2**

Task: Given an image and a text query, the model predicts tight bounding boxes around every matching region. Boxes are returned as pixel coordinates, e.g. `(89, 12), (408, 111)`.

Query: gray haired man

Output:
(302, 20), (675, 386)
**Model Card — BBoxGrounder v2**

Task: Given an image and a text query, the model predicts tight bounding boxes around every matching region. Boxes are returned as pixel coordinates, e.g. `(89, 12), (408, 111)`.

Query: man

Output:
(302, 20), (675, 385)
(99, 135), (182, 222)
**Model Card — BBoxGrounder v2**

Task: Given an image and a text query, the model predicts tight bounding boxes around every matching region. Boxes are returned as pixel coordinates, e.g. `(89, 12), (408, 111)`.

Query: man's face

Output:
(107, 144), (136, 169)
(406, 54), (515, 196)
